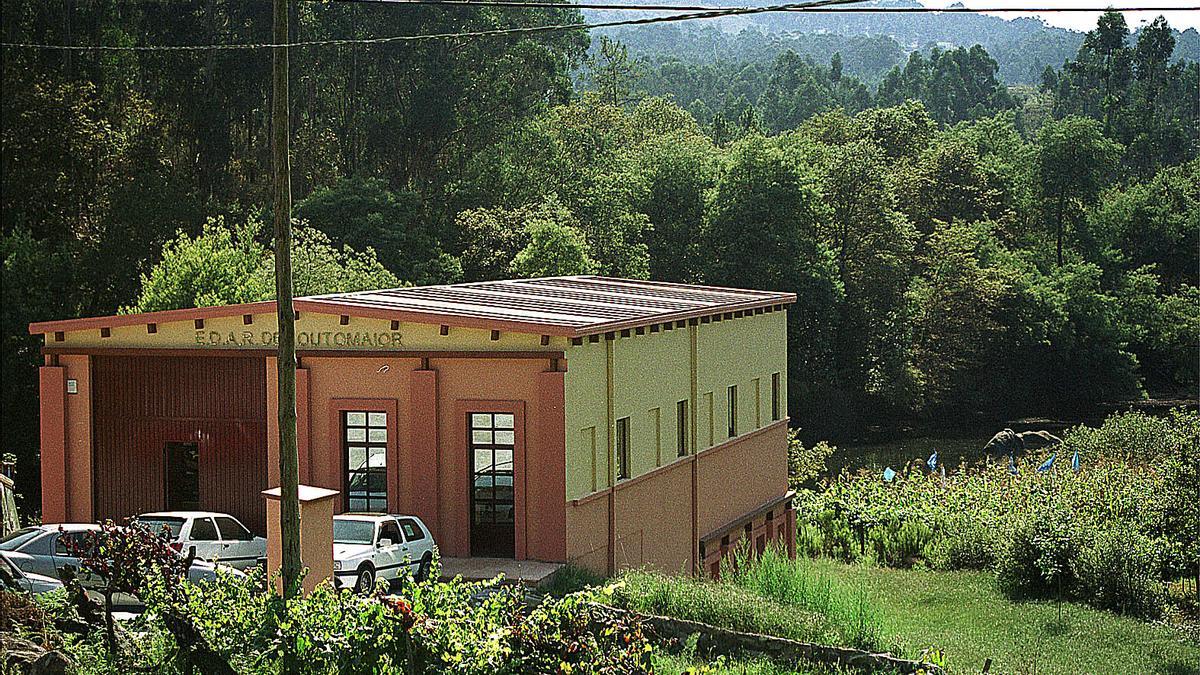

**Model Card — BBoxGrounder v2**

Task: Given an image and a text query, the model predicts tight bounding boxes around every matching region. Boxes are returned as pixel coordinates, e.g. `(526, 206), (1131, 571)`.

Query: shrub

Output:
(798, 409), (1198, 618)
(1072, 528), (1166, 619)
(995, 504), (1080, 599)
(867, 520), (933, 568)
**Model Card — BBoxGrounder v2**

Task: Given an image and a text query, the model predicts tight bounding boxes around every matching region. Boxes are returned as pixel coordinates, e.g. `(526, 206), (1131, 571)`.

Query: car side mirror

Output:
(377, 538), (392, 548)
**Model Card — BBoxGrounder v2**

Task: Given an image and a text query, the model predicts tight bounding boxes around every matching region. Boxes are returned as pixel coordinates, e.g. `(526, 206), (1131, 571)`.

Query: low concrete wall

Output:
(592, 603), (944, 675)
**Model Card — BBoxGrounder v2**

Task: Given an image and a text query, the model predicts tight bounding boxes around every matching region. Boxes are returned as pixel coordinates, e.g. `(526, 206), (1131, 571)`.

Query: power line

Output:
(352, 0), (1198, 12)
(2, 1), (1196, 51)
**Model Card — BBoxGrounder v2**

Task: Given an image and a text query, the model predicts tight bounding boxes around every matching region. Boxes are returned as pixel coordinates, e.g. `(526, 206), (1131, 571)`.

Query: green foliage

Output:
(613, 548), (884, 652)
(724, 546), (884, 651)
(295, 177), (454, 285)
(877, 46), (1015, 124)
(797, 410), (1198, 619)
(786, 431), (836, 490)
(28, 564), (655, 674)
(127, 215), (401, 313)
(508, 197), (598, 278)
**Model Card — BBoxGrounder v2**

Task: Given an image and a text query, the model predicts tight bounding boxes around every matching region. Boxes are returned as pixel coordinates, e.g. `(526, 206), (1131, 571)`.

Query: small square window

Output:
(494, 413), (515, 429)
(368, 411), (387, 427)
(346, 411), (367, 426)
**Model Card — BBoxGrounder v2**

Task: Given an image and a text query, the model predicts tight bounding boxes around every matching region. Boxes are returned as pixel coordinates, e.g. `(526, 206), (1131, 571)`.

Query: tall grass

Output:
(725, 545), (884, 651)
(612, 545), (885, 652)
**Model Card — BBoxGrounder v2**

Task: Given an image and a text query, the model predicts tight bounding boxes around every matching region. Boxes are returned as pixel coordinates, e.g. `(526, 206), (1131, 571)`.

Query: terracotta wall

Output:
(695, 421), (789, 537)
(294, 353), (564, 561)
(566, 419), (790, 576)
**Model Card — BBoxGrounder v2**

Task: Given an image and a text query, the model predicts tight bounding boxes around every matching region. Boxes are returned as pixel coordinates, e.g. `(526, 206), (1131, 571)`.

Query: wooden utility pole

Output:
(271, 0), (302, 602)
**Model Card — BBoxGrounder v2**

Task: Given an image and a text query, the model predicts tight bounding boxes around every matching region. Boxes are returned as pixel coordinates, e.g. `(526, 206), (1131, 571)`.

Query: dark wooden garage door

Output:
(92, 355), (269, 533)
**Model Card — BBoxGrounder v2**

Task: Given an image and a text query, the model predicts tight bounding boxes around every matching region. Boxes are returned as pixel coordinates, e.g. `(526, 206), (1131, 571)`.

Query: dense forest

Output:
(598, 2), (1200, 86)
(2, 3), (1198, 513)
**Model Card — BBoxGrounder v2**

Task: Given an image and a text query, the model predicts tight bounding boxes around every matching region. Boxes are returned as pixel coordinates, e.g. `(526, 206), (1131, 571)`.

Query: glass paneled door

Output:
(469, 412), (515, 558)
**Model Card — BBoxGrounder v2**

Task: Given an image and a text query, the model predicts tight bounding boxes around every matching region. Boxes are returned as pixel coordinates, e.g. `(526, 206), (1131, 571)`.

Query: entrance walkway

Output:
(439, 557), (564, 587)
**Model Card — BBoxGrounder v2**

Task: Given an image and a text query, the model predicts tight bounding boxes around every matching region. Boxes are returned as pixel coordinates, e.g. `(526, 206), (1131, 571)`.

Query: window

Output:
(676, 400), (689, 457)
(727, 385), (738, 438)
(651, 407), (662, 467)
(54, 532), (90, 557)
(470, 412), (515, 528)
(398, 518), (425, 542)
(704, 392), (714, 447)
(345, 410), (388, 512)
(583, 426), (598, 492)
(333, 519), (375, 545)
(215, 517), (252, 541)
(138, 517), (185, 540)
(771, 372), (781, 421)
(753, 377), (762, 428)
(189, 518), (219, 541)
(379, 521), (402, 546)
(615, 417), (630, 481)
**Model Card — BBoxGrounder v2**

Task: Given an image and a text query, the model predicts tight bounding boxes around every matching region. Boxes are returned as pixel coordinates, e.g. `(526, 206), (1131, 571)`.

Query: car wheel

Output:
(354, 565), (376, 594)
(416, 553), (433, 582)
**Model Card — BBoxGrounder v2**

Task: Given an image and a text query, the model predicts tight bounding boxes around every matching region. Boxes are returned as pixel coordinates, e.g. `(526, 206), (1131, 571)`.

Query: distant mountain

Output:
(592, 0), (1200, 86)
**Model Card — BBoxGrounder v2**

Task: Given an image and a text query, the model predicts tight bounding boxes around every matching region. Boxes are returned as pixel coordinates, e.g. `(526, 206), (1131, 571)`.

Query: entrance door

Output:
(469, 413), (515, 558)
(164, 442), (200, 511)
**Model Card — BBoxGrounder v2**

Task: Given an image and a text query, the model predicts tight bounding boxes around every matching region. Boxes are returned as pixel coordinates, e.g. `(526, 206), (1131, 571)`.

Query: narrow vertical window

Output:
(704, 392), (714, 447)
(616, 417), (630, 481)
(771, 372), (781, 421)
(651, 407), (662, 467)
(727, 385), (738, 438)
(753, 377), (762, 428)
(676, 400), (689, 457)
(344, 411), (388, 512)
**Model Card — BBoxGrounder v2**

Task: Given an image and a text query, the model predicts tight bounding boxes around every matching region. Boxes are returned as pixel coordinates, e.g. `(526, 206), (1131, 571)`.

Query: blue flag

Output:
(1037, 453), (1056, 473)
(1008, 455), (1019, 475)
(927, 451), (938, 472)
(883, 467), (897, 482)
(1071, 450), (1080, 473)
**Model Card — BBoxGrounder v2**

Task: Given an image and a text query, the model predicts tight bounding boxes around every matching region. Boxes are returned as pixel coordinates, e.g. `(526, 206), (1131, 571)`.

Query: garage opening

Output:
(92, 355), (268, 533)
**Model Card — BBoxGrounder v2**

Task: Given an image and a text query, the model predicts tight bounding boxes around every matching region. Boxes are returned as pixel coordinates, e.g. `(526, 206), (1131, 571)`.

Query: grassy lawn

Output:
(815, 559), (1200, 675)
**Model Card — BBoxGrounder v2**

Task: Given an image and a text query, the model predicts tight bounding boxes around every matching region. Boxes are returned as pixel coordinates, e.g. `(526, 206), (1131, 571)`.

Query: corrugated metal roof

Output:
(29, 276), (795, 337)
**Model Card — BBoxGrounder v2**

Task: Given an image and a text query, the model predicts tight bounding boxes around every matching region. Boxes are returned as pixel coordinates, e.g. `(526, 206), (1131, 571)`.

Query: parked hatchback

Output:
(332, 513), (435, 593)
(135, 511), (266, 570)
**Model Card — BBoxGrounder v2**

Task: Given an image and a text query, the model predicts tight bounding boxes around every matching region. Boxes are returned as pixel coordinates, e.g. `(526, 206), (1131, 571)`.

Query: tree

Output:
(908, 220), (1014, 408)
(583, 36), (645, 106)
(509, 201), (597, 277)
(702, 135), (843, 418)
(295, 176), (451, 284)
(1035, 116), (1121, 266)
(127, 215), (400, 313)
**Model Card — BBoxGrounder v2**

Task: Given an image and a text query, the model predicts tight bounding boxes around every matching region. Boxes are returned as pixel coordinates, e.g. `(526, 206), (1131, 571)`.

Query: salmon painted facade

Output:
(30, 276), (796, 576)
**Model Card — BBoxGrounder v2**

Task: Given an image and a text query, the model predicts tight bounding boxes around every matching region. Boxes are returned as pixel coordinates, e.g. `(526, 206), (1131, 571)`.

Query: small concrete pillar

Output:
(262, 485), (339, 595)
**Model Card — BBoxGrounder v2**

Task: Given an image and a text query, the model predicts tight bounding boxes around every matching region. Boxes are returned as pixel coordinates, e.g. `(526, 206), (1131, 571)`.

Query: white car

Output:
(136, 511), (267, 570)
(332, 513), (435, 593)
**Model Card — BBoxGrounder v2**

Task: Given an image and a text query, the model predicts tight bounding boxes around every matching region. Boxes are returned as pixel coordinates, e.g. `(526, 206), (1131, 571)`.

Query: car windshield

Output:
(137, 517), (186, 539)
(333, 519), (375, 545)
(0, 527), (42, 551)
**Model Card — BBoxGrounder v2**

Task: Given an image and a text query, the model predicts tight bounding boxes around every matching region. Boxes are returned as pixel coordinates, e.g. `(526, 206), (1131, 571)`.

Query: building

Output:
(30, 276), (796, 576)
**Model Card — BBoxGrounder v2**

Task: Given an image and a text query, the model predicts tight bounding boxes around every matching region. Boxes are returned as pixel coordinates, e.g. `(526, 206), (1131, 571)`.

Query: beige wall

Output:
(45, 311), (567, 353)
(562, 310), (788, 502)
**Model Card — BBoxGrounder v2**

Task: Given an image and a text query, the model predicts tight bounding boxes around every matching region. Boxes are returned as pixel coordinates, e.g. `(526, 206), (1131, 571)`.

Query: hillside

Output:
(593, 0), (1200, 85)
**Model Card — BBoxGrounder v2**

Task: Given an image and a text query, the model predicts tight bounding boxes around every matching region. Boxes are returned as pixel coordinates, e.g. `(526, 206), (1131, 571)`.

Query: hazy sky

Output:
(920, 1), (1200, 32)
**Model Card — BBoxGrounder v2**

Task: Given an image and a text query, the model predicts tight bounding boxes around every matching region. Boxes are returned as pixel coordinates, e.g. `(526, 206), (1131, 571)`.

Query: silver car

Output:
(0, 551), (61, 594)
(0, 524), (239, 606)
